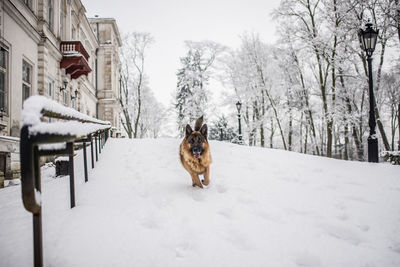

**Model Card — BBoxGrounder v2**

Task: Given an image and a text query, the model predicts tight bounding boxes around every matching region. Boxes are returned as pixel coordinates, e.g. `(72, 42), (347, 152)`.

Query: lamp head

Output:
(358, 22), (379, 57)
(236, 101), (242, 113)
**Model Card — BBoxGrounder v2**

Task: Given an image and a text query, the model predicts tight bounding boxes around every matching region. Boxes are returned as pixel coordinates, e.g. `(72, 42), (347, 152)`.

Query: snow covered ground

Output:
(1, 138), (400, 267)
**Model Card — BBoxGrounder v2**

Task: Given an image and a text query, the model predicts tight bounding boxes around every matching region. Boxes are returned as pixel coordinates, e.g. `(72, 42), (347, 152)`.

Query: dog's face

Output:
(185, 124), (208, 159)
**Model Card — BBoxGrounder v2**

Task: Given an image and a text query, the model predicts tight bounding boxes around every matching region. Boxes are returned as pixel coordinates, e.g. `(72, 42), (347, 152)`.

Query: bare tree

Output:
(119, 32), (154, 138)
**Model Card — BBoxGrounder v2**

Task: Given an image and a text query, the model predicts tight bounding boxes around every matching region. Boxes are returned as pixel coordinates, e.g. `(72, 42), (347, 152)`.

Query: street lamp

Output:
(70, 89), (78, 100)
(358, 21), (379, 162)
(59, 79), (68, 92)
(236, 101), (242, 142)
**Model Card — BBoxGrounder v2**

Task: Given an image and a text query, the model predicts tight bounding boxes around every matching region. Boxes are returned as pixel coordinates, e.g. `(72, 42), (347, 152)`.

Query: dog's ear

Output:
(185, 124), (193, 138)
(200, 124), (208, 138)
(194, 116), (204, 131)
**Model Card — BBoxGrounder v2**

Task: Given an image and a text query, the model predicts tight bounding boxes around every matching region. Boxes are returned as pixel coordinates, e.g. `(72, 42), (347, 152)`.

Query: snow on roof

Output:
(22, 95), (110, 138)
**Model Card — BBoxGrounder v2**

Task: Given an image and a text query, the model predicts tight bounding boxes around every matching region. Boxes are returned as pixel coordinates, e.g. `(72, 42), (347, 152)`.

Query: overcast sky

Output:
(83, 0), (281, 107)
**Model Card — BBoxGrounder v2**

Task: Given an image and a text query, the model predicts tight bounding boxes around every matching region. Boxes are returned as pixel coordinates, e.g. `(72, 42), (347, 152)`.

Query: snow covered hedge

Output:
(380, 151), (400, 165)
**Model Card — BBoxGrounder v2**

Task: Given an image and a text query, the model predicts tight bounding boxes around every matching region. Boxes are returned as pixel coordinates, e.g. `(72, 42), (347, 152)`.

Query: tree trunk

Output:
(119, 75), (133, 138)
(287, 87), (293, 151)
(300, 114), (303, 153)
(304, 125), (308, 154)
(339, 67), (364, 160)
(288, 110), (293, 151)
(260, 90), (266, 147)
(326, 0), (339, 158)
(133, 72), (143, 138)
(398, 99), (400, 150)
(292, 49), (320, 155)
(270, 118), (274, 148)
(344, 123), (349, 160)
(306, 0), (331, 157)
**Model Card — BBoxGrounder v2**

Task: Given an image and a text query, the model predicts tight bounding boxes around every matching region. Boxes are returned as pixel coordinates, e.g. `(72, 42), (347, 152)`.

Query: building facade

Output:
(0, 0), (122, 187)
(89, 17), (122, 128)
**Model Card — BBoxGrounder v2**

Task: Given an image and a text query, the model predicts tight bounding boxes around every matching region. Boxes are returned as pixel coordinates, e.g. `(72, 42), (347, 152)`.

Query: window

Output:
(72, 26), (76, 40)
(24, 0), (32, 9)
(48, 0), (53, 31)
(60, 12), (65, 39)
(62, 90), (68, 105)
(0, 45), (8, 113)
(48, 81), (54, 99)
(22, 60), (32, 102)
(60, 0), (67, 39)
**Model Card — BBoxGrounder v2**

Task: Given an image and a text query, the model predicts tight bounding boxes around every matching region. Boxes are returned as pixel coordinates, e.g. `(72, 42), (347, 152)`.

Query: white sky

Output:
(83, 0), (281, 107)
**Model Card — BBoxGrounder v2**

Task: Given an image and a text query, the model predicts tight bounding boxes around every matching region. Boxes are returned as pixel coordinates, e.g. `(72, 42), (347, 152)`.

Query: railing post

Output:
(33, 146), (43, 267)
(83, 140), (88, 182)
(67, 142), (75, 208)
(90, 134), (94, 168)
(99, 132), (102, 154)
(95, 134), (98, 161)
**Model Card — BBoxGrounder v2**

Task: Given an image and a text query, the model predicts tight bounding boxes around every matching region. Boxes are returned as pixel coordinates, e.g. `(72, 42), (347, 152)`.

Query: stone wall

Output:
(0, 136), (20, 188)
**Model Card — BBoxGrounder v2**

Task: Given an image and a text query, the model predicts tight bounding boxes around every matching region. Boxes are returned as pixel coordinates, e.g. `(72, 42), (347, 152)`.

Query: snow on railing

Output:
(20, 96), (111, 267)
(22, 95), (110, 139)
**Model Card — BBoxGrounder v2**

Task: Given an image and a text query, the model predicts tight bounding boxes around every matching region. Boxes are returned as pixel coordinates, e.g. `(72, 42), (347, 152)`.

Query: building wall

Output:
(2, 1), (40, 137)
(89, 18), (122, 132)
(0, 1), (122, 187)
(0, 1), (42, 185)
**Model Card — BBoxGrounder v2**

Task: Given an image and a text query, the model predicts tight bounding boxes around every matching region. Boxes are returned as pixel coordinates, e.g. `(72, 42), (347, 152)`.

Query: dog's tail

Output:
(194, 116), (203, 131)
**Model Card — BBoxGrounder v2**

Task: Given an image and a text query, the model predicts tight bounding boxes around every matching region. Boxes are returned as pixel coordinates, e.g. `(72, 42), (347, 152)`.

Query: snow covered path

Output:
(1, 138), (400, 267)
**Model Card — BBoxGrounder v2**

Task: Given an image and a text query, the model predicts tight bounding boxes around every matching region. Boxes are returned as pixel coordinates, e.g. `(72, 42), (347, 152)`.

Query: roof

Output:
(88, 17), (122, 47)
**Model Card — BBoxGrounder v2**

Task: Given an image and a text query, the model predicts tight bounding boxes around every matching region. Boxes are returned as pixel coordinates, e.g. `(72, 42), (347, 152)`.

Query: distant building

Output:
(88, 17), (122, 129)
(0, 0), (122, 187)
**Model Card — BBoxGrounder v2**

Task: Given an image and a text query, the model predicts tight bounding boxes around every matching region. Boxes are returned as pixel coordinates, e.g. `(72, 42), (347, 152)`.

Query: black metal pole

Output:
(83, 141), (88, 182)
(99, 133), (102, 154)
(33, 146), (43, 267)
(238, 113), (242, 141)
(367, 56), (378, 162)
(90, 135), (94, 168)
(67, 142), (75, 208)
(220, 128), (223, 141)
(95, 134), (98, 161)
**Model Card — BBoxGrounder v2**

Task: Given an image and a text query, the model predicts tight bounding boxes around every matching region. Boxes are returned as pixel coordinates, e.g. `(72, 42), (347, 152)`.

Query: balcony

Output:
(60, 41), (92, 79)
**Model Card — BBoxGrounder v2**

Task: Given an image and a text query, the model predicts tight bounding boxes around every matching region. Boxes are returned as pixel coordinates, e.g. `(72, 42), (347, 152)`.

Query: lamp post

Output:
(236, 101), (242, 142)
(358, 22), (379, 162)
(59, 79), (68, 92)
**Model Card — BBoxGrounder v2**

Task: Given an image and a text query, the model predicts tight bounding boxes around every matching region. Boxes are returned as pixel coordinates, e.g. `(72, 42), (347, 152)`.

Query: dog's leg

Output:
(190, 173), (203, 188)
(202, 166), (210, 186)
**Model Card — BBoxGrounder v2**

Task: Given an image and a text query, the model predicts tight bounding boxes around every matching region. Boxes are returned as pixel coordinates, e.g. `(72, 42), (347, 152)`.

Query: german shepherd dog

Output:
(179, 116), (212, 188)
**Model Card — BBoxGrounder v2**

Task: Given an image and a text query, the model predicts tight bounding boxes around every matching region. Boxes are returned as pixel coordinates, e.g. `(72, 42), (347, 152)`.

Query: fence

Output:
(20, 96), (111, 267)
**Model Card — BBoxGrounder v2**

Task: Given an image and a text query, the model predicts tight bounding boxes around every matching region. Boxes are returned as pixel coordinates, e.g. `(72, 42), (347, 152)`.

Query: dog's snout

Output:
(192, 147), (201, 153)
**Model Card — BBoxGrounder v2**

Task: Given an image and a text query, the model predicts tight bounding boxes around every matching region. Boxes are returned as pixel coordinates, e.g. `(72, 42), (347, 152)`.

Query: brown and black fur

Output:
(179, 116), (212, 188)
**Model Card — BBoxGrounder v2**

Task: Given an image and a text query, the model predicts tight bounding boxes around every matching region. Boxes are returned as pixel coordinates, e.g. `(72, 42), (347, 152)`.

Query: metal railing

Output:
(20, 96), (111, 267)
